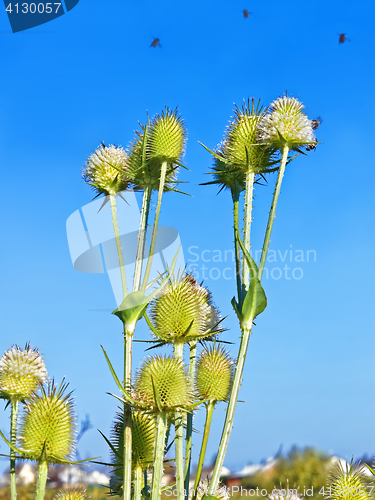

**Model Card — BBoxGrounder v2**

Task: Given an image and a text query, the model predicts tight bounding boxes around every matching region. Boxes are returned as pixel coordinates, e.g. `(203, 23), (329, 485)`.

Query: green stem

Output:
(193, 402), (215, 497)
(133, 186), (152, 292)
(184, 341), (197, 498)
(258, 145), (289, 281)
(10, 398), (19, 500)
(151, 413), (168, 500)
(173, 342), (184, 500)
(133, 466), (143, 500)
(232, 193), (242, 305)
(35, 460), (48, 500)
(110, 194), (128, 298)
(242, 172), (255, 291)
(142, 161), (168, 292)
(123, 332), (133, 500)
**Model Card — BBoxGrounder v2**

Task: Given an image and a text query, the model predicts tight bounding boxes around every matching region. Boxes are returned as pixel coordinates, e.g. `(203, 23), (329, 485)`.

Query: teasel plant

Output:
(147, 274), (223, 500)
(326, 459), (370, 500)
(201, 95), (318, 491)
(0, 344), (48, 500)
(52, 487), (88, 500)
(83, 107), (187, 500)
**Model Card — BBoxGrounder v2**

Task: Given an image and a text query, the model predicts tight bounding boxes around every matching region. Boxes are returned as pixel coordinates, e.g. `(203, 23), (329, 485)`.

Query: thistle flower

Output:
(268, 486), (303, 500)
(127, 107), (186, 191)
(18, 380), (76, 464)
(257, 96), (316, 150)
(196, 345), (234, 402)
(53, 488), (87, 500)
(82, 144), (130, 195)
(0, 344), (47, 400)
(134, 356), (191, 412)
(327, 459), (369, 500)
(150, 275), (221, 344)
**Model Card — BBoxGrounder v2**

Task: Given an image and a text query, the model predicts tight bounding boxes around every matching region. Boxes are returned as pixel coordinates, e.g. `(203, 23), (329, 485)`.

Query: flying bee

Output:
(150, 37), (161, 48)
(338, 33), (350, 44)
(242, 9), (252, 18)
(305, 142), (318, 151)
(100, 141), (106, 148)
(311, 117), (322, 130)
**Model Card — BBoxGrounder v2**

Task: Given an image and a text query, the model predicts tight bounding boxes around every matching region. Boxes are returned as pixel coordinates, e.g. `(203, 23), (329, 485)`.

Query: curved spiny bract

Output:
(150, 274), (221, 344)
(196, 345), (234, 402)
(18, 380), (76, 464)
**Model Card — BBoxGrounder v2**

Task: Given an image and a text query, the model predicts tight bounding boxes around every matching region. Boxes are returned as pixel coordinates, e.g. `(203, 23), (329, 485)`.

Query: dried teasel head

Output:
(0, 344), (47, 400)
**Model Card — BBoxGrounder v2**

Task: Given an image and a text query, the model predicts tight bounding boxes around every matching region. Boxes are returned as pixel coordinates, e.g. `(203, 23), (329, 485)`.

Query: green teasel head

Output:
(134, 355), (191, 412)
(150, 274), (221, 344)
(0, 344), (47, 400)
(18, 380), (76, 464)
(196, 345), (234, 402)
(82, 143), (131, 196)
(327, 459), (370, 500)
(257, 95), (316, 150)
(53, 488), (87, 500)
(148, 107), (186, 164)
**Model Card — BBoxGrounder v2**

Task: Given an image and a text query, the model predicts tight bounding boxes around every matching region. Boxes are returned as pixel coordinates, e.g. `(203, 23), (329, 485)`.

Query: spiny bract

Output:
(82, 144), (130, 195)
(134, 356), (191, 411)
(257, 96), (316, 149)
(327, 460), (369, 500)
(150, 275), (220, 343)
(53, 488), (87, 500)
(0, 344), (47, 399)
(196, 345), (234, 402)
(19, 381), (76, 463)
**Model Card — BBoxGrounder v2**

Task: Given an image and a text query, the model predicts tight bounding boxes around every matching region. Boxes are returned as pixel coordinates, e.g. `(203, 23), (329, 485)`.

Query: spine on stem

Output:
(10, 398), (19, 500)
(184, 341), (197, 498)
(193, 401), (215, 497)
(35, 460), (48, 500)
(133, 186), (152, 292)
(242, 172), (255, 290)
(151, 414), (168, 500)
(110, 193), (128, 298)
(173, 342), (185, 500)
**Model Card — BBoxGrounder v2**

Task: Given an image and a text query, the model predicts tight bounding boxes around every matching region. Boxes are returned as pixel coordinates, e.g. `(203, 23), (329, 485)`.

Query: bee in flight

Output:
(338, 33), (350, 44)
(306, 117), (322, 151)
(242, 9), (252, 18)
(150, 37), (161, 48)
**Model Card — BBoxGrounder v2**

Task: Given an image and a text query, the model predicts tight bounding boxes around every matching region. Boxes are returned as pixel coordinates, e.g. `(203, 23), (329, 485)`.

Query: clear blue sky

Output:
(0, 0), (374, 473)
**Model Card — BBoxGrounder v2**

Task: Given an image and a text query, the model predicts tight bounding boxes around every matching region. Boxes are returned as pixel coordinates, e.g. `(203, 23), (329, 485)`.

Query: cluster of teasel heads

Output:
(0, 345), (88, 500)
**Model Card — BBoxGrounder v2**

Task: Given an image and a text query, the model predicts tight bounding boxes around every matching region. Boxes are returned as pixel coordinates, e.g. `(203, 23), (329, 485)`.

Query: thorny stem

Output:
(151, 413), (168, 500)
(193, 401), (215, 498)
(133, 465), (143, 500)
(142, 161), (168, 292)
(184, 341), (197, 498)
(35, 460), (48, 500)
(110, 194), (128, 298)
(133, 186), (152, 292)
(123, 332), (133, 500)
(10, 398), (19, 500)
(173, 343), (184, 500)
(242, 171), (255, 291)
(232, 193), (242, 305)
(258, 145), (289, 281)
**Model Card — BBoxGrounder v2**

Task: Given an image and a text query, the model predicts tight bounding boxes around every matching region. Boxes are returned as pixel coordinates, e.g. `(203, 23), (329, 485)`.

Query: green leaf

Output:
(236, 235), (267, 328)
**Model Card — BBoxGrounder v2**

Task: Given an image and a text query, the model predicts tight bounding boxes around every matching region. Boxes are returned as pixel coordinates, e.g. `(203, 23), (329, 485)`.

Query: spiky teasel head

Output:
(53, 487), (87, 500)
(196, 345), (234, 402)
(134, 356), (191, 412)
(150, 274), (221, 344)
(111, 410), (156, 470)
(0, 344), (47, 400)
(189, 479), (230, 500)
(327, 459), (369, 500)
(257, 95), (316, 150)
(82, 144), (131, 195)
(268, 485), (303, 500)
(19, 380), (76, 464)
(148, 107), (186, 164)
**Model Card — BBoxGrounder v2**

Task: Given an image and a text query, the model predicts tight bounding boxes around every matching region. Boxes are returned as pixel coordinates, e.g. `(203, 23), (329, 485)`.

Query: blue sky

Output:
(0, 0), (374, 473)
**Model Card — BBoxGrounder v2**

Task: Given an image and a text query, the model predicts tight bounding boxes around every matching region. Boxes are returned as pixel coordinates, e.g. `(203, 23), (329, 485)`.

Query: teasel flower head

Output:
(327, 459), (370, 500)
(196, 345), (234, 402)
(53, 487), (87, 500)
(127, 107), (186, 191)
(268, 485), (303, 500)
(189, 479), (230, 500)
(109, 410), (156, 495)
(82, 144), (131, 195)
(257, 95), (316, 150)
(134, 355), (191, 412)
(18, 380), (76, 464)
(0, 344), (47, 400)
(150, 274), (221, 344)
